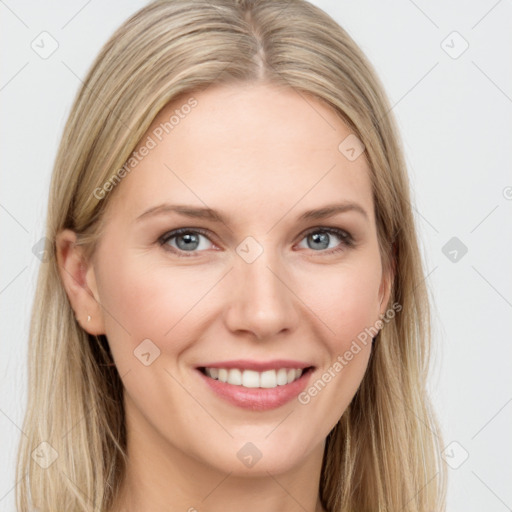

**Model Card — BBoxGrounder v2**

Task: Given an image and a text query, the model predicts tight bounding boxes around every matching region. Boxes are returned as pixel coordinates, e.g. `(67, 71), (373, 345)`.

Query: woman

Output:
(16, 0), (447, 510)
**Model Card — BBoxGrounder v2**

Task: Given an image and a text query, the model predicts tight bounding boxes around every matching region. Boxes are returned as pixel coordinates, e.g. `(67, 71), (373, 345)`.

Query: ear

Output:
(55, 229), (105, 335)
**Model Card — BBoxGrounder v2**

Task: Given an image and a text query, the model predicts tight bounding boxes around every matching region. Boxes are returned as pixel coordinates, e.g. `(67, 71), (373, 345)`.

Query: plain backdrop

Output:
(1, 1), (511, 510)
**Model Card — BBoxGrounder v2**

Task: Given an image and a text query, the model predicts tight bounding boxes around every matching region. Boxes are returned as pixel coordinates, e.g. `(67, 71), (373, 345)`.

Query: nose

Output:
(223, 248), (300, 341)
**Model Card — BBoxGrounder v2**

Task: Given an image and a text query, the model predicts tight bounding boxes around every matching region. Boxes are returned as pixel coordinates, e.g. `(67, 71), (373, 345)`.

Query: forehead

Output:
(106, 83), (374, 226)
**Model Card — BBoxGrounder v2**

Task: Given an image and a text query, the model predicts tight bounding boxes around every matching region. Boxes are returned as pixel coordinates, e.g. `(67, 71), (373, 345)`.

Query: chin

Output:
(197, 435), (319, 477)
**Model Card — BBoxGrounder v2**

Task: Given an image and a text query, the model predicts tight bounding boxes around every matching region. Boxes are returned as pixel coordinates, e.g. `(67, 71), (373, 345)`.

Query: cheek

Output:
(94, 251), (219, 363)
(298, 257), (382, 348)
(96, 239), (382, 372)
(296, 261), (379, 427)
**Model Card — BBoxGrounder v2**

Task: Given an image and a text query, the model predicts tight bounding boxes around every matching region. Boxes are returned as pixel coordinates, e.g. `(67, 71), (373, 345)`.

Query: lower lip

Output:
(196, 368), (313, 411)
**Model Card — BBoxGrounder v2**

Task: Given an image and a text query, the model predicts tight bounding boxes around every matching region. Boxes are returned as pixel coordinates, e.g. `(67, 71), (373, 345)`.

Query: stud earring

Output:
(87, 314), (91, 322)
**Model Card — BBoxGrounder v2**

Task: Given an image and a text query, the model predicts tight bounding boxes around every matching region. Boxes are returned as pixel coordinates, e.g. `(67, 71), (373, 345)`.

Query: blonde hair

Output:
(16, 0), (447, 510)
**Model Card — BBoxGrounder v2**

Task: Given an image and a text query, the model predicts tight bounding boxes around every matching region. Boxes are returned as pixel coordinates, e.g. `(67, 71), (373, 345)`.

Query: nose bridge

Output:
(240, 250), (283, 300)
(224, 237), (298, 339)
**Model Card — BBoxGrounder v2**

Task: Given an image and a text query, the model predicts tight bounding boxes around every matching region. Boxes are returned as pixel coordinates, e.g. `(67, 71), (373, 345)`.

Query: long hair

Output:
(16, 0), (447, 510)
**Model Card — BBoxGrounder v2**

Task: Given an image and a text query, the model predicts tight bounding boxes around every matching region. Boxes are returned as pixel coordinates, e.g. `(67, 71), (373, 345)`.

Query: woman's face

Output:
(81, 83), (391, 476)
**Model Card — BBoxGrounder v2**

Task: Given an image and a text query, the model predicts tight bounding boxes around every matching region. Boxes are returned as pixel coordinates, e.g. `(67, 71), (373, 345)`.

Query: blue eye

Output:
(298, 228), (354, 253)
(159, 228), (214, 256)
(158, 227), (354, 257)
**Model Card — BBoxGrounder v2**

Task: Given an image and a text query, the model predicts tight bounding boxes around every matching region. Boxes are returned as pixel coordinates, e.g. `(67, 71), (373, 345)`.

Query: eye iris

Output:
(176, 232), (200, 251)
(308, 232), (330, 250)
(166, 229), (344, 254)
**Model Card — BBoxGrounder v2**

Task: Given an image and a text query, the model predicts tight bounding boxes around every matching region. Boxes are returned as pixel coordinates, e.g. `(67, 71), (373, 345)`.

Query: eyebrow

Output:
(136, 201), (369, 223)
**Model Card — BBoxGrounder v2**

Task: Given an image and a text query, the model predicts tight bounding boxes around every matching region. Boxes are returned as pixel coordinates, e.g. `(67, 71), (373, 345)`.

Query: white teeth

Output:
(228, 368), (242, 385)
(242, 370), (260, 388)
(203, 367), (306, 388)
(276, 368), (288, 385)
(260, 370), (277, 388)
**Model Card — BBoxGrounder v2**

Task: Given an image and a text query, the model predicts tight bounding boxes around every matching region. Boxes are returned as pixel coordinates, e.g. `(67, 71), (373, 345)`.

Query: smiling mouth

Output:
(198, 366), (314, 389)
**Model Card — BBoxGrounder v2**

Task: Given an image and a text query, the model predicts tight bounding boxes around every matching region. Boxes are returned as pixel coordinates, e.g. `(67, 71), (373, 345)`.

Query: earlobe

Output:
(55, 229), (105, 335)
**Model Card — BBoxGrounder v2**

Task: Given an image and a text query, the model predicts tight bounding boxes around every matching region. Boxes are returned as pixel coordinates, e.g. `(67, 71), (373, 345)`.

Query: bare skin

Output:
(57, 82), (392, 512)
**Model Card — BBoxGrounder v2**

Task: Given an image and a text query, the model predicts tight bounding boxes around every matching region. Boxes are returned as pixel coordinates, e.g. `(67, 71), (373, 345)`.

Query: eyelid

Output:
(158, 225), (355, 256)
(158, 227), (217, 253)
(300, 226), (353, 242)
(297, 226), (355, 253)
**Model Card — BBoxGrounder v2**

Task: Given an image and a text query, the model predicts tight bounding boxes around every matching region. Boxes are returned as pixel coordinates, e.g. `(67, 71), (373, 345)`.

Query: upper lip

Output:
(197, 359), (314, 372)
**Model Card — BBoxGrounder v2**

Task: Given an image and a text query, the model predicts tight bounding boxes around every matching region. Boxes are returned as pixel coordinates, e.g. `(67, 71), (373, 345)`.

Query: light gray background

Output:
(1, 1), (511, 510)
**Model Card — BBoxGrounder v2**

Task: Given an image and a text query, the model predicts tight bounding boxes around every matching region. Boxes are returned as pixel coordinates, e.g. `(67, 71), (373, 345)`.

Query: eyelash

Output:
(158, 226), (355, 258)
